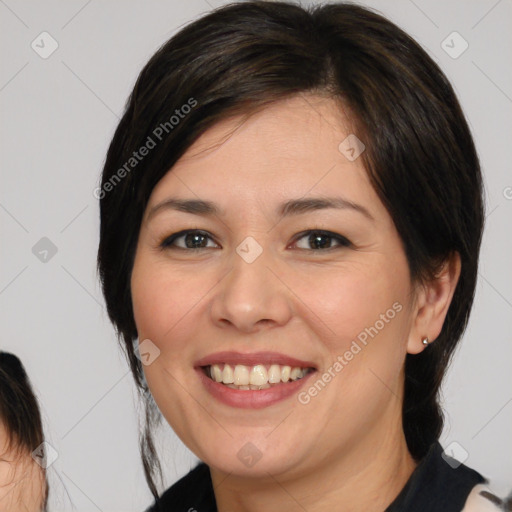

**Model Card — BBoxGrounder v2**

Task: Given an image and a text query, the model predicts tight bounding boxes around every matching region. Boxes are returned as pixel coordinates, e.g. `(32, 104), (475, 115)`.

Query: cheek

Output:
(132, 254), (181, 337)
(290, 260), (410, 349)
(295, 260), (412, 416)
(0, 458), (44, 508)
(131, 247), (412, 357)
(0, 460), (14, 493)
(291, 270), (410, 442)
(130, 254), (215, 357)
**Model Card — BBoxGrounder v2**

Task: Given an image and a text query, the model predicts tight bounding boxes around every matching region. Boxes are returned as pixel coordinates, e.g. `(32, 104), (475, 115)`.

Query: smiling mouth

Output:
(201, 363), (316, 390)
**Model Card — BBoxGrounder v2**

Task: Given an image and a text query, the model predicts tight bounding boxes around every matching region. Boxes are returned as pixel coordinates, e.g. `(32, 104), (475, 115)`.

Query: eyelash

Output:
(158, 229), (352, 252)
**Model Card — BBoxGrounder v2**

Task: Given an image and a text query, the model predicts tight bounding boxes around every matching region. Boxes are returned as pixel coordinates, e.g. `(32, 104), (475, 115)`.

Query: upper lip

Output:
(194, 351), (317, 369)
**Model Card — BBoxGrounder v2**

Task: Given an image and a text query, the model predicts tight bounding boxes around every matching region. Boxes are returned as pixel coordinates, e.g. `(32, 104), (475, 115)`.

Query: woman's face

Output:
(131, 94), (421, 478)
(0, 423), (45, 511)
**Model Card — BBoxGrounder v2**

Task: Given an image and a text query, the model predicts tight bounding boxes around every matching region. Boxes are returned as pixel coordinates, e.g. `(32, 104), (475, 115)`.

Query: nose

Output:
(210, 244), (293, 334)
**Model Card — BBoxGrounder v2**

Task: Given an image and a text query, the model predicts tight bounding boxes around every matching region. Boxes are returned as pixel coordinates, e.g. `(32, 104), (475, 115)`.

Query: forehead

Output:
(0, 421), (10, 454)
(147, 94), (380, 218)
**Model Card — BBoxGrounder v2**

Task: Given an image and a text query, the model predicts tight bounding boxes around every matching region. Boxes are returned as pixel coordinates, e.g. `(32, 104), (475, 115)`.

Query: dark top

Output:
(146, 441), (487, 512)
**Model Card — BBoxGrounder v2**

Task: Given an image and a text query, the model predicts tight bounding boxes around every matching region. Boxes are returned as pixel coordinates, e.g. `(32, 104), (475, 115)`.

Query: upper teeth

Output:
(208, 364), (310, 386)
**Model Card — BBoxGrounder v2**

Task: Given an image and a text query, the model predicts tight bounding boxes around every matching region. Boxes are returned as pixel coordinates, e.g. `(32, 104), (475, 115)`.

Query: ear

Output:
(407, 252), (461, 355)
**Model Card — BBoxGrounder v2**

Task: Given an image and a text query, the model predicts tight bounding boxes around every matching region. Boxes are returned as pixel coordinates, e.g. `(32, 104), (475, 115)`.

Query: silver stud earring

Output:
(422, 337), (430, 346)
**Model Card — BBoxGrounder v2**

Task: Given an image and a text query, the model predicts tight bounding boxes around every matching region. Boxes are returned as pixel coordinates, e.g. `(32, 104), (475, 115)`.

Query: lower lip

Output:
(196, 367), (316, 409)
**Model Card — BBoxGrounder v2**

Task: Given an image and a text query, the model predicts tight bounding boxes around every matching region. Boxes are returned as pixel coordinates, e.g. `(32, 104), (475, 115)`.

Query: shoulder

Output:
(386, 442), (498, 512)
(462, 483), (512, 512)
(144, 462), (216, 512)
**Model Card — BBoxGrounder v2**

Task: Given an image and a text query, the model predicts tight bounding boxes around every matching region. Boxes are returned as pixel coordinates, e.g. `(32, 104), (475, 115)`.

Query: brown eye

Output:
(160, 230), (218, 250)
(292, 230), (351, 251)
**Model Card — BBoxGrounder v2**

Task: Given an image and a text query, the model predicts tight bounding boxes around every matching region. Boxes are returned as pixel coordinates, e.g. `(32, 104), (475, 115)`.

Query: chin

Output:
(196, 432), (309, 479)
(206, 452), (300, 479)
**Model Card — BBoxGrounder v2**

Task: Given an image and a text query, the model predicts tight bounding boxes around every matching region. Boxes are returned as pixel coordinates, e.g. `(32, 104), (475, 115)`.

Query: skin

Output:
(131, 93), (460, 512)
(0, 423), (45, 511)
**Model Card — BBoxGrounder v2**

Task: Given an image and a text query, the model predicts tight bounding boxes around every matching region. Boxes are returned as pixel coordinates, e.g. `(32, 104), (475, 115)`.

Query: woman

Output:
(0, 352), (48, 511)
(96, 2), (507, 510)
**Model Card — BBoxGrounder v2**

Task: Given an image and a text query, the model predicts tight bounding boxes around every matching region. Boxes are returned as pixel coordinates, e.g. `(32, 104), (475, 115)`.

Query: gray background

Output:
(1, 0), (511, 509)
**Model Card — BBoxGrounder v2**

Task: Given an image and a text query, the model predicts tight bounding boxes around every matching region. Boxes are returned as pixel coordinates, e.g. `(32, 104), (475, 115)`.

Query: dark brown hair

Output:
(96, 1), (484, 500)
(0, 352), (48, 510)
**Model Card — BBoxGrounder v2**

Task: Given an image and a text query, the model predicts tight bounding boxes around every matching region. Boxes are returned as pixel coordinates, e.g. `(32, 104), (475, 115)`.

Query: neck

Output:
(210, 421), (417, 512)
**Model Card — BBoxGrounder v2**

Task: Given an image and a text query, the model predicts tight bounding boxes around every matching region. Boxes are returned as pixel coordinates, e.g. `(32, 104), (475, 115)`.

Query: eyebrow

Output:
(146, 196), (374, 222)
